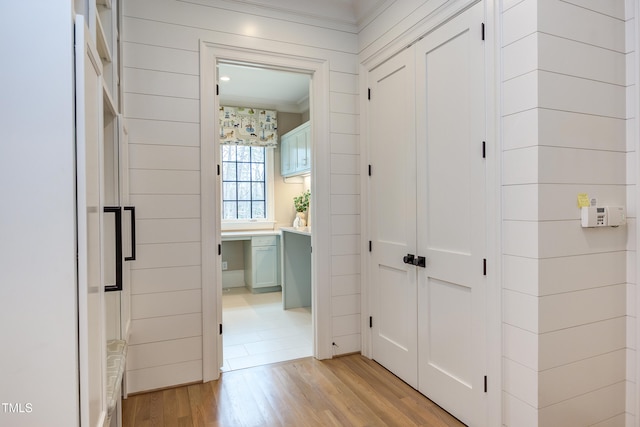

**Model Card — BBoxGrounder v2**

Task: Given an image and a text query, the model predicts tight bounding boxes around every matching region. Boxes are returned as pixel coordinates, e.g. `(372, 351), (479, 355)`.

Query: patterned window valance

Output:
(219, 106), (278, 147)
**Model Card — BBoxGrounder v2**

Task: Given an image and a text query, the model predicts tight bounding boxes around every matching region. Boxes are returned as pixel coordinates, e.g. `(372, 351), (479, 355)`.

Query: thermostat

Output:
(581, 206), (626, 228)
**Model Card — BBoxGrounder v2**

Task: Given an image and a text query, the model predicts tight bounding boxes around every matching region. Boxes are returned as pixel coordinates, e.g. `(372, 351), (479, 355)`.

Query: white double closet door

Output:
(369, 3), (486, 426)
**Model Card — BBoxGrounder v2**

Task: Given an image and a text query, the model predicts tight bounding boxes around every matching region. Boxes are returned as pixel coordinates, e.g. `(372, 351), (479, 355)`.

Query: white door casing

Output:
(119, 116), (132, 347)
(416, 3), (487, 425)
(369, 47), (418, 388)
(199, 42), (332, 381)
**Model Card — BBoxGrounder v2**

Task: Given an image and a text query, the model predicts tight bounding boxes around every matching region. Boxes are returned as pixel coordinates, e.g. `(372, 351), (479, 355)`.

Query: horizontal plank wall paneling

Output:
(123, 0), (359, 392)
(126, 119), (201, 146)
(128, 313), (202, 345)
(124, 68), (200, 99)
(127, 337), (202, 370)
(131, 266), (201, 295)
(130, 195), (200, 219)
(126, 360), (202, 394)
(125, 93), (200, 123)
(129, 145), (200, 171)
(131, 290), (202, 320)
(123, 17), (358, 74)
(124, 0), (357, 54)
(135, 219), (201, 245)
(123, 43), (200, 75)
(502, 0), (630, 424)
(129, 170), (200, 195)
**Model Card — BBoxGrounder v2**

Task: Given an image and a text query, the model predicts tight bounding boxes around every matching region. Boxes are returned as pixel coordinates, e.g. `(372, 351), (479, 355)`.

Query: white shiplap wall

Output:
(122, 0), (360, 392)
(502, 0), (630, 425)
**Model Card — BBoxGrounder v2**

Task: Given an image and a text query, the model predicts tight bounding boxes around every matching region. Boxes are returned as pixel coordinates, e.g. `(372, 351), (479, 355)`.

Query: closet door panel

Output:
(415, 3), (487, 426)
(368, 47), (418, 388)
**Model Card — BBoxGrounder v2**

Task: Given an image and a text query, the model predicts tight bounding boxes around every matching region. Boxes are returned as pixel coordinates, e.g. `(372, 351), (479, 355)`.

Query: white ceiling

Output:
(218, 63), (311, 113)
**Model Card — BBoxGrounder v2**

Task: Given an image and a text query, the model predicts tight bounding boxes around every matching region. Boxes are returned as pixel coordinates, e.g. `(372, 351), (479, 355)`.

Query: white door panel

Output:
(367, 3), (487, 424)
(416, 3), (486, 426)
(426, 278), (473, 385)
(369, 47), (418, 388)
(75, 16), (107, 427)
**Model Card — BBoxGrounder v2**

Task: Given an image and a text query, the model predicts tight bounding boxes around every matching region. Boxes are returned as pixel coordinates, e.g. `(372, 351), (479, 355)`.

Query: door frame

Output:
(360, 0), (501, 425)
(199, 41), (333, 382)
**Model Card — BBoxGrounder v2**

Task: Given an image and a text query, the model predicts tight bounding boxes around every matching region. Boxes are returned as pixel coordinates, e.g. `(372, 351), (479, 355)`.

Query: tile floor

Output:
(221, 287), (312, 371)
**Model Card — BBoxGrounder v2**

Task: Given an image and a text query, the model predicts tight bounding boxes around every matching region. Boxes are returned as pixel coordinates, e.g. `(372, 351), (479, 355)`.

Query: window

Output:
(222, 145), (268, 220)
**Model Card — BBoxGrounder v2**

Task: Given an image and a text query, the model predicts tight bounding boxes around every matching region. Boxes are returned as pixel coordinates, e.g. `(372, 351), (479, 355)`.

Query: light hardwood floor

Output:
(123, 354), (465, 427)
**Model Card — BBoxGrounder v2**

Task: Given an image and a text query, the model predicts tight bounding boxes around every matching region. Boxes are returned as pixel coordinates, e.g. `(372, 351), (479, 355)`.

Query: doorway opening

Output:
(218, 63), (313, 371)
(200, 42), (332, 382)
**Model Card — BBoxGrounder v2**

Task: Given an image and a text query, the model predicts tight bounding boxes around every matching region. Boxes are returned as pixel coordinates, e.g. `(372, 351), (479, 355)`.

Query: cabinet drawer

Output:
(251, 236), (277, 247)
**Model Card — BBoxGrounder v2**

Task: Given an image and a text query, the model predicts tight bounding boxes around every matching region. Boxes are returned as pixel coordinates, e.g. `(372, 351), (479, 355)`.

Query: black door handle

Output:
(124, 206), (136, 261)
(413, 256), (426, 268)
(104, 206), (123, 292)
(403, 254), (415, 265)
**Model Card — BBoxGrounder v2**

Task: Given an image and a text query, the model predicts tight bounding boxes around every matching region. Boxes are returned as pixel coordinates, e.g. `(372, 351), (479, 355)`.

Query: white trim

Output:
(200, 40), (221, 382)
(200, 41), (333, 382)
(634, 1), (640, 425)
(359, 0), (501, 424)
(484, 1), (502, 425)
(359, 60), (371, 359)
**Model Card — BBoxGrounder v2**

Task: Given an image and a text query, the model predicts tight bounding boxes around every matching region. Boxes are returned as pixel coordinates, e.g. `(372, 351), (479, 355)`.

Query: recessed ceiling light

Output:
(220, 76), (231, 82)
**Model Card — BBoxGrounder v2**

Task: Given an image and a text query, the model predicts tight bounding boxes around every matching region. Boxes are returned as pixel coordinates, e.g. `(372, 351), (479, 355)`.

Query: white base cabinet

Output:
(243, 236), (281, 292)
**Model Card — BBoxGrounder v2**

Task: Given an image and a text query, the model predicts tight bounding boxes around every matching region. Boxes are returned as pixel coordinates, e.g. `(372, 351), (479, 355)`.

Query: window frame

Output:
(220, 146), (276, 231)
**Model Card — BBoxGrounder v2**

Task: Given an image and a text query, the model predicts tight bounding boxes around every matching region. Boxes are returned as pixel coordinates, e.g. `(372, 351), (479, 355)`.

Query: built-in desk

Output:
(280, 227), (311, 309)
(221, 230), (281, 292)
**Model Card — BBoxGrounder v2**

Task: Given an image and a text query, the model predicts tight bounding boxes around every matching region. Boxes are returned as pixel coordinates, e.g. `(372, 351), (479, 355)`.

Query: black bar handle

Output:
(104, 206), (123, 292)
(124, 206), (136, 261)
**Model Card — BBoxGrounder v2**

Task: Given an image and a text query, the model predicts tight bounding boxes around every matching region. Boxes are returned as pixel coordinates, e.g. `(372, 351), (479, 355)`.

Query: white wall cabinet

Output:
(78, 1), (129, 426)
(244, 236), (280, 291)
(280, 121), (310, 177)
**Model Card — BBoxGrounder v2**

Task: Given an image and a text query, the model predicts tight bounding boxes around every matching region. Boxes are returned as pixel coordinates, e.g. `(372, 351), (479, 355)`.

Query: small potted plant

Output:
(293, 190), (310, 227)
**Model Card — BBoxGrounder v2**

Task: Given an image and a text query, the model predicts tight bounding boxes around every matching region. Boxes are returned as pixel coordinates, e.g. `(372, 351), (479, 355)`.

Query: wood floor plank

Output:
(345, 357), (463, 426)
(326, 357), (432, 426)
(133, 392), (151, 425)
(122, 392), (137, 427)
(161, 388), (179, 426)
(242, 368), (286, 426)
(147, 391), (164, 426)
(123, 355), (466, 427)
(293, 359), (388, 426)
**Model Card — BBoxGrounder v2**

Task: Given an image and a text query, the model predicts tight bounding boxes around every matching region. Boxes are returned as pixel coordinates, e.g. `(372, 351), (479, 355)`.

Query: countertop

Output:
(280, 226), (312, 236)
(221, 230), (281, 240)
(221, 228), (311, 240)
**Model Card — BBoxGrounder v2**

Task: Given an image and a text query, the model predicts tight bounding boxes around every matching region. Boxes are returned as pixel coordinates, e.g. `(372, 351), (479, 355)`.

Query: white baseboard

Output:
(222, 269), (246, 288)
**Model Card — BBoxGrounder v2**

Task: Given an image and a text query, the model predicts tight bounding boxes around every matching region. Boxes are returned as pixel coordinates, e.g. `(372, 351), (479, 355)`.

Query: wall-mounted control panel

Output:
(581, 206), (626, 228)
